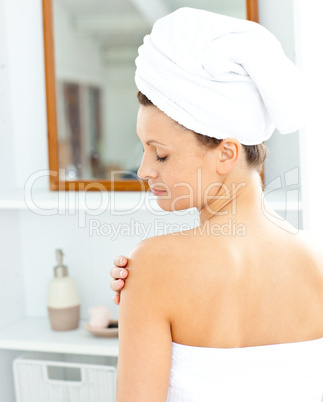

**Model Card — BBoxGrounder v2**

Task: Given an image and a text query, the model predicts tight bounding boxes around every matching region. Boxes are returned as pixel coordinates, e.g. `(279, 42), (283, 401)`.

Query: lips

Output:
(149, 186), (167, 195)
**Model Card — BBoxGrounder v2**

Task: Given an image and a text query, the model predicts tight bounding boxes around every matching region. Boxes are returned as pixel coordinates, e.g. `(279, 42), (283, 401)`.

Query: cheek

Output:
(161, 151), (205, 188)
(166, 158), (196, 187)
(168, 162), (199, 203)
(169, 158), (216, 207)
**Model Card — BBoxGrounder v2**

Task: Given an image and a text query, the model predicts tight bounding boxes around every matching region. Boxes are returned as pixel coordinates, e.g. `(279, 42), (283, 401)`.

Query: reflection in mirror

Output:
(51, 0), (250, 183)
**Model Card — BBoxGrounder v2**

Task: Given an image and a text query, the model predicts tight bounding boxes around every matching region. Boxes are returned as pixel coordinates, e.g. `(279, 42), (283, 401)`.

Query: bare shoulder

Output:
(295, 230), (323, 259)
(292, 229), (323, 281)
(125, 234), (180, 285)
(128, 234), (176, 264)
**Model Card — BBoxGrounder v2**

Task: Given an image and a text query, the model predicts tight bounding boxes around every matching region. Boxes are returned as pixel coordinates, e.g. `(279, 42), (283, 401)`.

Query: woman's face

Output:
(136, 105), (232, 211)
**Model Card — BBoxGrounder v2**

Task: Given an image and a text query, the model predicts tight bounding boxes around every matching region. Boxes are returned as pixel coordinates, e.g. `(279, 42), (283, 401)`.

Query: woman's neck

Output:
(198, 171), (265, 226)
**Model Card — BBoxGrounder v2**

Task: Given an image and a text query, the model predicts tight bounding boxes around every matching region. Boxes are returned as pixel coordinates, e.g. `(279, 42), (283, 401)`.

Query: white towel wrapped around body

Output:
(135, 7), (306, 145)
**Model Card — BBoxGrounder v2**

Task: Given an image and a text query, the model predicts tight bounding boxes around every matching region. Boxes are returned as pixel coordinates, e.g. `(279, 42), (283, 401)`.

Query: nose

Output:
(137, 154), (158, 180)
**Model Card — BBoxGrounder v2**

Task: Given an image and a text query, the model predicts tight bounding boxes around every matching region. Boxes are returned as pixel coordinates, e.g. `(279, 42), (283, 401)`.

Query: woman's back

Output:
(165, 215), (323, 349)
(163, 217), (323, 401)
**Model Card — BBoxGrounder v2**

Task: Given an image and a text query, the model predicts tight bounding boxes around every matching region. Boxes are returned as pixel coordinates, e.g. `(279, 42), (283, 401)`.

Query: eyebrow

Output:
(137, 134), (168, 147)
(146, 140), (168, 147)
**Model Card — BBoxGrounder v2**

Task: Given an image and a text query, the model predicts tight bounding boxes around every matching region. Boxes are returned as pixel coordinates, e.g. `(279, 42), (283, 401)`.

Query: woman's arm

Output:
(117, 238), (172, 402)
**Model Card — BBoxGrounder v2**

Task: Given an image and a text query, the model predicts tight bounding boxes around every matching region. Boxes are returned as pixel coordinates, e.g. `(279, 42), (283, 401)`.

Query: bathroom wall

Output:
(1, 0), (48, 190)
(0, 0), (26, 332)
(260, 0), (302, 203)
(19, 207), (199, 321)
(0, 211), (25, 329)
(0, 0), (16, 190)
(293, 0), (323, 233)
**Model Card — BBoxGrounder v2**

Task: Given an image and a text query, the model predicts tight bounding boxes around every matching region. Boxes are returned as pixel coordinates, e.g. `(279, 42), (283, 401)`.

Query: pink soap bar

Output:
(88, 306), (110, 328)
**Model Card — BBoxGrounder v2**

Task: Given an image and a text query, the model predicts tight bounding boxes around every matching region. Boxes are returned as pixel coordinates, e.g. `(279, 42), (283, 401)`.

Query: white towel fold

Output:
(135, 7), (306, 145)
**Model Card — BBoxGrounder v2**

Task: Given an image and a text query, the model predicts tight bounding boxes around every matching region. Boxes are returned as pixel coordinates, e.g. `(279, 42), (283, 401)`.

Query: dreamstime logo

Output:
(23, 167), (301, 234)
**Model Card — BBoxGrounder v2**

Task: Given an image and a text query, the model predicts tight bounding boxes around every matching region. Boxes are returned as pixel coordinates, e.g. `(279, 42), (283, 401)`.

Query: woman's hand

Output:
(110, 255), (129, 305)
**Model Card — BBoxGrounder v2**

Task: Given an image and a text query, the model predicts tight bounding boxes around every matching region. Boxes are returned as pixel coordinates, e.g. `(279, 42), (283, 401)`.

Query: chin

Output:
(156, 198), (195, 212)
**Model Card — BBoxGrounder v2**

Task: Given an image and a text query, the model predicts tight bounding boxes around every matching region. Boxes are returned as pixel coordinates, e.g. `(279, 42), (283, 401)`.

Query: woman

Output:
(111, 8), (323, 402)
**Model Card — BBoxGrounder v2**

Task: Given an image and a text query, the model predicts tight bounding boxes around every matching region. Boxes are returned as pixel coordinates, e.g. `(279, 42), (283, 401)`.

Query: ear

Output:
(216, 138), (240, 175)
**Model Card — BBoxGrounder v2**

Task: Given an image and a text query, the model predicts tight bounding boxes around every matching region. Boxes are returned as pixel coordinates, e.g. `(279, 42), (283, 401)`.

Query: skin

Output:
(110, 105), (261, 300)
(114, 105), (323, 401)
(110, 105), (294, 300)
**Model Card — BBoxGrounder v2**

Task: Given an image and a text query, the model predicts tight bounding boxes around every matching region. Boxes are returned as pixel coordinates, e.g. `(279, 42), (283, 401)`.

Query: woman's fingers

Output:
(110, 278), (125, 292)
(111, 256), (129, 305)
(110, 280), (123, 305)
(114, 255), (128, 267)
(110, 266), (129, 280)
(113, 294), (120, 305)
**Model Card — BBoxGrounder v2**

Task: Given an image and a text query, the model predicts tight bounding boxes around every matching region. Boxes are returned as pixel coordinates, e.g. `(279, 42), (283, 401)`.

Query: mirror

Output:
(43, 0), (259, 191)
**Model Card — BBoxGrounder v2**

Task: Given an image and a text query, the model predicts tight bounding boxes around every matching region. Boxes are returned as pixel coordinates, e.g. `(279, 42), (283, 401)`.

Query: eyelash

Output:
(156, 155), (168, 162)
(142, 148), (168, 163)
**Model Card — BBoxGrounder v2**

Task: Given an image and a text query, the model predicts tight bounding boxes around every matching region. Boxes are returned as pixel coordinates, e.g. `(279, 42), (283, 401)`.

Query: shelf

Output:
(0, 188), (302, 212)
(0, 317), (119, 357)
(0, 188), (164, 213)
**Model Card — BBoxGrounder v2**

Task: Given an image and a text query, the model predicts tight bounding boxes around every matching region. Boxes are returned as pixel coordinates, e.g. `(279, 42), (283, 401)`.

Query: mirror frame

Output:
(42, 0), (260, 191)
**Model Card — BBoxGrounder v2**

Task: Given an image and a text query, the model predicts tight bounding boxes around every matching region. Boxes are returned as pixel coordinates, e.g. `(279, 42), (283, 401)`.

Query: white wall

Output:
(0, 0), (16, 191)
(259, 0), (302, 211)
(0, 211), (25, 329)
(293, 0), (323, 234)
(19, 207), (199, 321)
(0, 3), (26, 331)
(1, 0), (49, 190)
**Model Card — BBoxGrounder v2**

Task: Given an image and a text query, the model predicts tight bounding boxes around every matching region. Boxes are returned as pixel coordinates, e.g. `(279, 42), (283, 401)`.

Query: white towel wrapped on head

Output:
(135, 7), (306, 145)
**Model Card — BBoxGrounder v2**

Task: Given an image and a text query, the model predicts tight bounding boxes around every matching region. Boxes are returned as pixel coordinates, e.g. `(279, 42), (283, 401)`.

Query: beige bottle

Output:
(48, 249), (80, 331)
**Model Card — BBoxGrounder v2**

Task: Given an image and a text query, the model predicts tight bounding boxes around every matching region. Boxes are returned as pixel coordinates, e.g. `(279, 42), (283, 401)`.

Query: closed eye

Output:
(142, 147), (168, 163)
(156, 155), (167, 162)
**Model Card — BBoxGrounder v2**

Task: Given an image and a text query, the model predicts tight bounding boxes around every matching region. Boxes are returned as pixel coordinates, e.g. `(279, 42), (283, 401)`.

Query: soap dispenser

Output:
(48, 249), (80, 331)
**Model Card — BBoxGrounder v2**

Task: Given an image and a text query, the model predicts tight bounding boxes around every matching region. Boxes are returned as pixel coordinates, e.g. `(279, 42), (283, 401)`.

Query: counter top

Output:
(0, 317), (119, 356)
